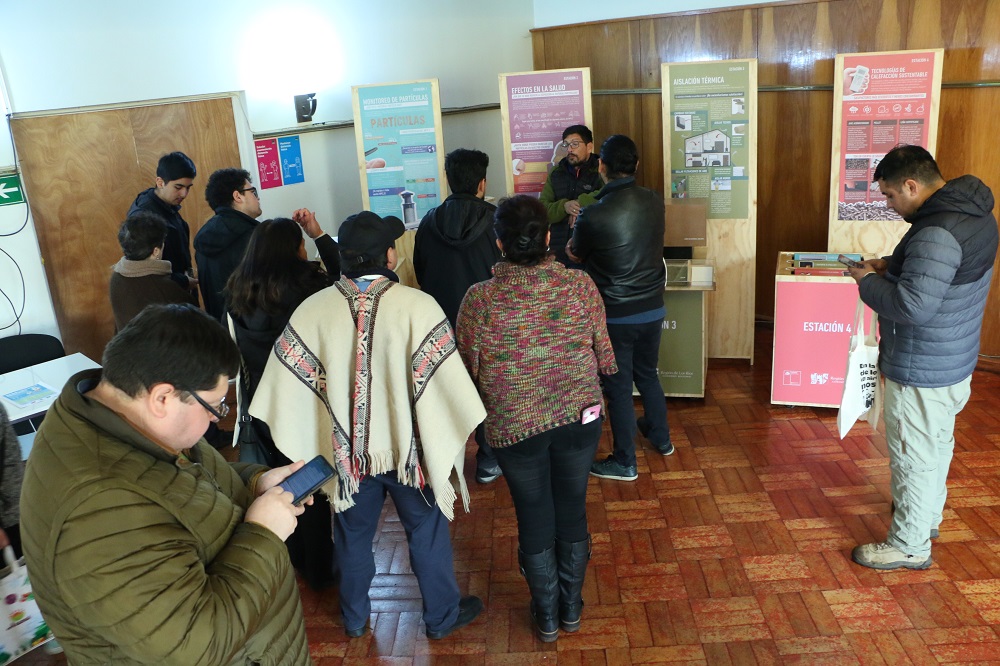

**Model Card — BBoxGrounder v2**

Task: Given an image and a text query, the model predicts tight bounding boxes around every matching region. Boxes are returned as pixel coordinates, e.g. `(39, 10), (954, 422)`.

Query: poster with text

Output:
(499, 68), (592, 197)
(663, 60), (752, 219)
(278, 136), (304, 186)
(254, 139), (282, 190)
(352, 79), (445, 228)
(834, 50), (941, 222)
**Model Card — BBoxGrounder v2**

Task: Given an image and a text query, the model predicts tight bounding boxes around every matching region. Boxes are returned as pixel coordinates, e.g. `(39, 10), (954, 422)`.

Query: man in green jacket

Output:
(539, 124), (603, 267)
(21, 304), (312, 665)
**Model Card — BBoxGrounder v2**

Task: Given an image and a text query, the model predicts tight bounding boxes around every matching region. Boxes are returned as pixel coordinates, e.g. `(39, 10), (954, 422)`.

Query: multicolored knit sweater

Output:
(457, 257), (617, 448)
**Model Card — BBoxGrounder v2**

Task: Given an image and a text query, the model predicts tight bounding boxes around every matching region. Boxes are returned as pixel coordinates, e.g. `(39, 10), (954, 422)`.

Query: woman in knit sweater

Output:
(456, 195), (617, 642)
(225, 212), (341, 591)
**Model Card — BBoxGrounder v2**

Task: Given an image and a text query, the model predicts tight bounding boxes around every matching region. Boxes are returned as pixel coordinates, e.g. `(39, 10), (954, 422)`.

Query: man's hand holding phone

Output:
(245, 460), (312, 541)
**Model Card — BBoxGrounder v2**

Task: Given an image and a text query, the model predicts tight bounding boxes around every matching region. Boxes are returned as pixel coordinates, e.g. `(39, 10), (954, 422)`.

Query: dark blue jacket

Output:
(860, 175), (999, 387)
(127, 188), (193, 291)
(194, 207), (259, 320)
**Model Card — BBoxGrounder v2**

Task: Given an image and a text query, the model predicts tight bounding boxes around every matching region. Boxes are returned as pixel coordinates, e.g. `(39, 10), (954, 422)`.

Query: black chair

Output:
(0, 334), (66, 435)
(0, 333), (65, 376)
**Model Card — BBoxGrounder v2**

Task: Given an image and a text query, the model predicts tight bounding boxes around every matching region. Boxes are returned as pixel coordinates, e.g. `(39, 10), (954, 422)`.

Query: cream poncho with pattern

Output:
(249, 277), (485, 519)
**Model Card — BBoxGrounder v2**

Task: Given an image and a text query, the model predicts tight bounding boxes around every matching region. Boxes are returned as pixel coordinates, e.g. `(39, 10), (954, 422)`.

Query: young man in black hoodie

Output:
(127, 152), (198, 296)
(413, 148), (503, 484)
(194, 168), (263, 320)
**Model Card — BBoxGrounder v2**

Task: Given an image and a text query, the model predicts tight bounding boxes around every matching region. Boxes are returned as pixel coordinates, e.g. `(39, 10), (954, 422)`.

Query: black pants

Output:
(493, 420), (601, 554)
(242, 418), (336, 590)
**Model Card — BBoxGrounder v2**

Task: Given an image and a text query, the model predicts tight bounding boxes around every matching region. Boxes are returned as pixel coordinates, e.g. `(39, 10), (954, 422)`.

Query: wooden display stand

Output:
(771, 251), (874, 407)
(827, 49), (943, 257)
(659, 277), (715, 398)
(661, 59), (757, 362)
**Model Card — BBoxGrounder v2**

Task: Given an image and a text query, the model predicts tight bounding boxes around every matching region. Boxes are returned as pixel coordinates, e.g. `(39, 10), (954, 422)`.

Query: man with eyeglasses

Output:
(21, 304), (311, 664)
(194, 168), (264, 320)
(128, 151), (199, 296)
(540, 124), (604, 267)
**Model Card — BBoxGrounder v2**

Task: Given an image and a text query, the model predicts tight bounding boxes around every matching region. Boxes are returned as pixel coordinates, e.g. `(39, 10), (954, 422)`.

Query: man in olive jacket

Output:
(540, 124), (603, 266)
(21, 304), (312, 665)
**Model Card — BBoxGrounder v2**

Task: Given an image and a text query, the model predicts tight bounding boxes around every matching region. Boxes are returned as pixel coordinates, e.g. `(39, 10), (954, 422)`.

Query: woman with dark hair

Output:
(456, 195), (617, 642)
(225, 209), (341, 590)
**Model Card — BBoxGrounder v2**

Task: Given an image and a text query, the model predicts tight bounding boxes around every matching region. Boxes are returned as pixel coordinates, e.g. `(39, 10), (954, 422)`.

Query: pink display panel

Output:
(771, 281), (876, 407)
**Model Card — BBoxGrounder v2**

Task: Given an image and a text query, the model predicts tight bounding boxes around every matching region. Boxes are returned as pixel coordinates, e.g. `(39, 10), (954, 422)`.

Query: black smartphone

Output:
(279, 455), (336, 506)
(837, 254), (864, 269)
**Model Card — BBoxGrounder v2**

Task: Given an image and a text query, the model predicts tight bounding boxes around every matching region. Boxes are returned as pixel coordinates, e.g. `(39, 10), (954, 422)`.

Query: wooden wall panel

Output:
(539, 20), (642, 89)
(533, 0), (1000, 356)
(12, 111), (145, 361)
(936, 86), (1000, 358)
(130, 98), (241, 240)
(591, 93), (645, 181)
(756, 90), (834, 319)
(12, 98), (241, 360)
(638, 94), (664, 194)
(758, 0), (911, 86)
(640, 10), (757, 86)
(910, 0), (1000, 80)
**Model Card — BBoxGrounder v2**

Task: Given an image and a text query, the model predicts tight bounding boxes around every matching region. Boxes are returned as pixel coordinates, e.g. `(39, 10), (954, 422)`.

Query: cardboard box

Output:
(664, 199), (707, 247)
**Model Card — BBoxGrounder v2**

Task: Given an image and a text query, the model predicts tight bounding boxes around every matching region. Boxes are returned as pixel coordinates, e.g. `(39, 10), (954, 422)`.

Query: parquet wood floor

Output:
(19, 325), (1000, 664)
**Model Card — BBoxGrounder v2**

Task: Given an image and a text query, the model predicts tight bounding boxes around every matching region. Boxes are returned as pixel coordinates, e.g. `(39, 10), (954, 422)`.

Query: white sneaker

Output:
(851, 542), (931, 570)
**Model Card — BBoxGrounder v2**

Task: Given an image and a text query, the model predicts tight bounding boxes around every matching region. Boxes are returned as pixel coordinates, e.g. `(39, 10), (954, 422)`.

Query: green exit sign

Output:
(0, 174), (24, 206)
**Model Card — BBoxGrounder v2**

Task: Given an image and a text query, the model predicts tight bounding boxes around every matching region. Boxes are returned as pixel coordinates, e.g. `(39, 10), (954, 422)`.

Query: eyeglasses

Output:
(238, 187), (259, 199)
(188, 391), (229, 421)
(560, 140), (585, 149)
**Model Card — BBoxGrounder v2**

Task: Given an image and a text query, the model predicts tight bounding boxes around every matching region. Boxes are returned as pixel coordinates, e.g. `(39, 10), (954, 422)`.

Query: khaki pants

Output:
(884, 375), (972, 557)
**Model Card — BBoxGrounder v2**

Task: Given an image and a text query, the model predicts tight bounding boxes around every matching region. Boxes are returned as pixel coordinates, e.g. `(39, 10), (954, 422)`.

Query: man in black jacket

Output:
(846, 145), (998, 570)
(568, 135), (671, 482)
(194, 168), (263, 320)
(540, 125), (603, 267)
(127, 152), (198, 296)
(413, 148), (502, 484)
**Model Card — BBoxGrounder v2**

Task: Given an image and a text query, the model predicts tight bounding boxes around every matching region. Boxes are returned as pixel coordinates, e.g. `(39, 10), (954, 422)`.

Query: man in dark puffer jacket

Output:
(847, 145), (999, 571)
(413, 148), (503, 485)
(195, 168), (263, 320)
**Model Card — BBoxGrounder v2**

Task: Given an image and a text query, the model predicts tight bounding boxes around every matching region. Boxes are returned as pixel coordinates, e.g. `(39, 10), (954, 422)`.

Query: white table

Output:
(1, 353), (100, 458)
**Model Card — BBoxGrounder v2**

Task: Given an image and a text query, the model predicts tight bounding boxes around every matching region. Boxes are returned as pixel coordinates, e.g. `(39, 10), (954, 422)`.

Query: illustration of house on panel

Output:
(684, 129), (731, 168)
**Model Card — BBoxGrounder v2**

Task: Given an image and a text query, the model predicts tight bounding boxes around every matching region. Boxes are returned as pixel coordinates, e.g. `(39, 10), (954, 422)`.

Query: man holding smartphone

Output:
(21, 304), (311, 664)
(252, 211), (486, 640)
(846, 145), (998, 570)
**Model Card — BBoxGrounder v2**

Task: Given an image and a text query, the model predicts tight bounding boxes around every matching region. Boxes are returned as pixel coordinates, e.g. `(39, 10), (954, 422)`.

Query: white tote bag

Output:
(837, 299), (882, 439)
(0, 546), (55, 664)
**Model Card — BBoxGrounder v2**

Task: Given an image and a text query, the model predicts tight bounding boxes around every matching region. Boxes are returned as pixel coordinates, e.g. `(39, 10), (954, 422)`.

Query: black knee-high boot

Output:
(555, 535), (591, 632)
(518, 546), (559, 642)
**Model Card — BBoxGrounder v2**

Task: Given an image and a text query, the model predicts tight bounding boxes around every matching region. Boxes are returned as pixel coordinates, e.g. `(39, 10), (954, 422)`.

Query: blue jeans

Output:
(333, 472), (460, 633)
(603, 319), (669, 467)
(492, 420), (601, 554)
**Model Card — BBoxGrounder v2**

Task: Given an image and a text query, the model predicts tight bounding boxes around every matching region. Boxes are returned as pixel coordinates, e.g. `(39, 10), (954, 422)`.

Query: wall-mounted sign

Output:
(498, 68), (592, 198)
(254, 139), (282, 190)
